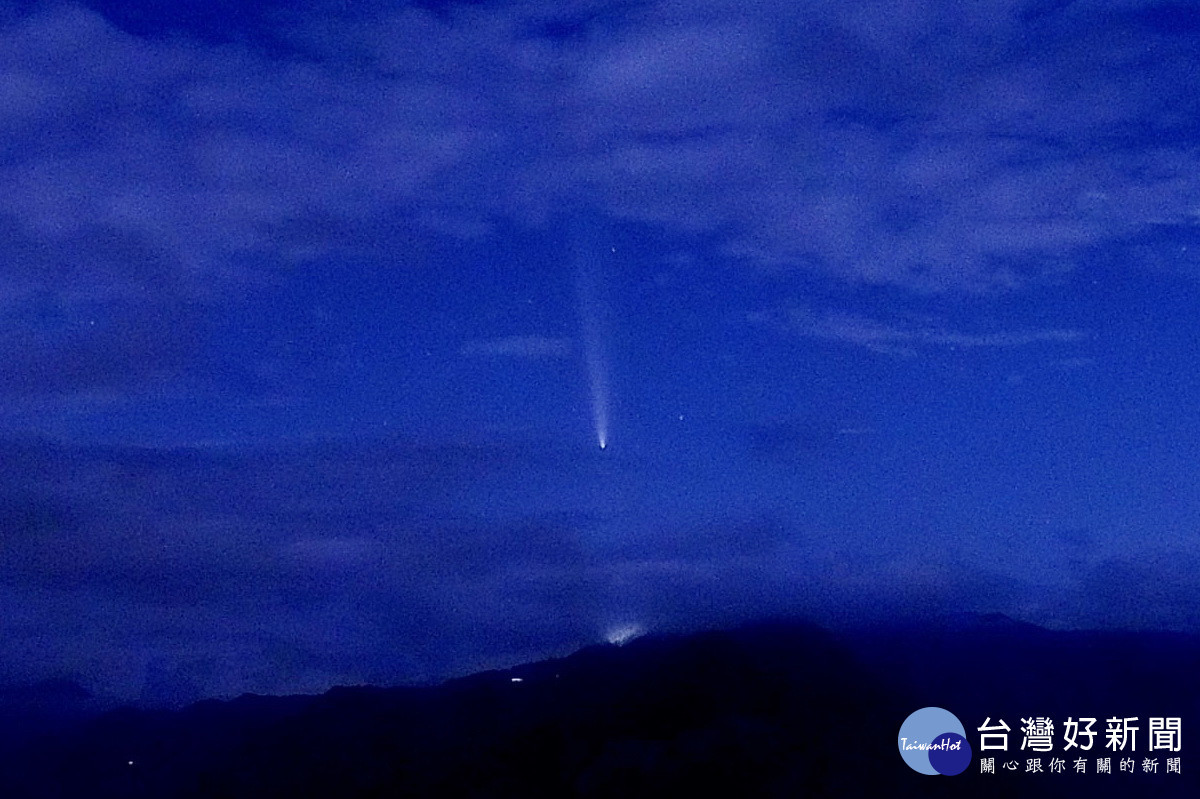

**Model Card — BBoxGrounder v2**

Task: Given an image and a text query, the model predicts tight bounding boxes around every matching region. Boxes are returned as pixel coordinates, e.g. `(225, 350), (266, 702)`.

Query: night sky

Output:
(3, 0), (1200, 704)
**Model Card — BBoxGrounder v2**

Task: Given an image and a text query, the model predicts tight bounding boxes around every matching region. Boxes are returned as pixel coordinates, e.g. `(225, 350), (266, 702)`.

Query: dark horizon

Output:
(3, 616), (1197, 797)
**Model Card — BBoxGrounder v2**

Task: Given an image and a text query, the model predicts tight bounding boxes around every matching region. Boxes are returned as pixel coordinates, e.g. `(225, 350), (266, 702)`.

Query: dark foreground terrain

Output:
(1, 615), (1196, 797)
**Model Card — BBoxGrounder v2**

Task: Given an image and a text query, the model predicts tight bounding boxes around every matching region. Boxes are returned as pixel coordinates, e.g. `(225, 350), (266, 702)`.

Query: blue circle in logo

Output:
(928, 732), (971, 775)
(898, 707), (972, 775)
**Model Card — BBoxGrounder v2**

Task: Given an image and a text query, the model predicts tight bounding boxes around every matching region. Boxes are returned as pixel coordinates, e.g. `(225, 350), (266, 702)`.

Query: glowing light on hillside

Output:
(605, 623), (643, 646)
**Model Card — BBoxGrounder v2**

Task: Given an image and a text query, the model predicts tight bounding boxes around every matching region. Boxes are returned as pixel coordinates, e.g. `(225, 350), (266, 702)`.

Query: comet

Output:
(572, 216), (611, 452)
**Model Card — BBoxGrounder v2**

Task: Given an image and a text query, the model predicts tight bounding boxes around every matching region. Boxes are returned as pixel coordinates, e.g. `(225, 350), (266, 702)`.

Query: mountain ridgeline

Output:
(1, 616), (1197, 797)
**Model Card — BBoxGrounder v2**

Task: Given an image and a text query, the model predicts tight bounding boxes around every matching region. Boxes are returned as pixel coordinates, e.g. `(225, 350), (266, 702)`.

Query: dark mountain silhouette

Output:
(0, 617), (1196, 797)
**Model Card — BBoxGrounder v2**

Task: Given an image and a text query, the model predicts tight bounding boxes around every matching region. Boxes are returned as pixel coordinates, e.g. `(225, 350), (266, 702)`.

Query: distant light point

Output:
(510, 677), (523, 683)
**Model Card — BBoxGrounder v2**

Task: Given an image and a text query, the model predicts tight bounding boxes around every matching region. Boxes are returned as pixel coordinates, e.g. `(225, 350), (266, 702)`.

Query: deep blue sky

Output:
(2, 0), (1200, 703)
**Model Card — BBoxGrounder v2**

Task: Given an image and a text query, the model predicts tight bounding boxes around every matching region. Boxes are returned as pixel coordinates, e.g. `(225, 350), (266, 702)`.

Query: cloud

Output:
(0, 435), (610, 699)
(741, 419), (853, 462)
(1, 0), (1195, 307)
(0, 0), (1195, 405)
(750, 305), (1087, 356)
(460, 335), (573, 359)
(1, 431), (1196, 700)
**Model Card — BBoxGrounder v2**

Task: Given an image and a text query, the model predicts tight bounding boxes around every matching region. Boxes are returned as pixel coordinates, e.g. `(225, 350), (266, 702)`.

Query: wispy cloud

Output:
(2, 1), (1196, 303)
(751, 306), (1087, 356)
(460, 336), (573, 359)
(1, 1), (1196, 402)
